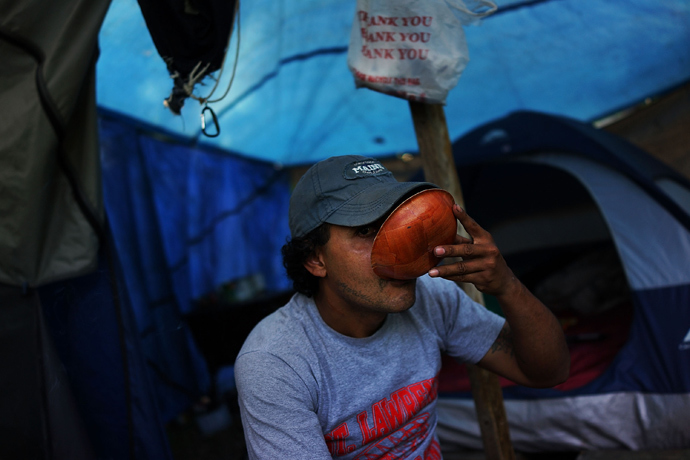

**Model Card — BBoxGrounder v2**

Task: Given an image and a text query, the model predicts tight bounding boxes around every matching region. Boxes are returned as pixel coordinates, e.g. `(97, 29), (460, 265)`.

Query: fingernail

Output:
(429, 269), (439, 277)
(434, 247), (445, 256)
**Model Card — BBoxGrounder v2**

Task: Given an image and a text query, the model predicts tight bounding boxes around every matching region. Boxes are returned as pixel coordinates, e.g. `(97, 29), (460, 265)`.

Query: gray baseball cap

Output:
(289, 155), (437, 238)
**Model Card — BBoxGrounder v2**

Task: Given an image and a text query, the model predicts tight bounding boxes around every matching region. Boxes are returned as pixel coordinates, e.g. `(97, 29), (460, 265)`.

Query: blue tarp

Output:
(99, 112), (292, 421)
(97, 0), (690, 165)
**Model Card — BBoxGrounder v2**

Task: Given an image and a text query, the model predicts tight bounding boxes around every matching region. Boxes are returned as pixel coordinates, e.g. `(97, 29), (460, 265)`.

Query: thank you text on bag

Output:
(347, 0), (496, 104)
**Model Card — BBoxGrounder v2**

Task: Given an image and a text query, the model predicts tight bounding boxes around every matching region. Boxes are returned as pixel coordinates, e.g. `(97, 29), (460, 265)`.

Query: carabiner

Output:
(201, 105), (220, 138)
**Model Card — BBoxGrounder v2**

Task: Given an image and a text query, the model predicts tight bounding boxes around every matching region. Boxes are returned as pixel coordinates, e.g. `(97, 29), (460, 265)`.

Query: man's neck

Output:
(312, 291), (387, 338)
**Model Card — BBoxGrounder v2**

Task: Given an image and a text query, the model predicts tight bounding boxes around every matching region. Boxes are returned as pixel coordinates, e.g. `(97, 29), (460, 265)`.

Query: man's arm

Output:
(428, 205), (570, 388)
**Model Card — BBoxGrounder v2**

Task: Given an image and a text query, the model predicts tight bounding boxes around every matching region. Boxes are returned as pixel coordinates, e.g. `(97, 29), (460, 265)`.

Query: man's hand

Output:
(429, 205), (570, 388)
(428, 205), (519, 299)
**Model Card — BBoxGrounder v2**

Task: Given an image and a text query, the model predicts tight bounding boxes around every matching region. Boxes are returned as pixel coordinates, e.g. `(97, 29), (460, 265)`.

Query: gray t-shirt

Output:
(235, 275), (505, 459)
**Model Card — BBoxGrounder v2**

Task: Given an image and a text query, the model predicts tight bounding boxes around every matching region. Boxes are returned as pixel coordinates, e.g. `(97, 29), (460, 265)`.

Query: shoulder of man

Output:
(236, 292), (315, 359)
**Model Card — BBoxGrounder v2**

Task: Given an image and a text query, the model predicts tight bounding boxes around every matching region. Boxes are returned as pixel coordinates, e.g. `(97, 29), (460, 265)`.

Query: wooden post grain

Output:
(408, 100), (515, 460)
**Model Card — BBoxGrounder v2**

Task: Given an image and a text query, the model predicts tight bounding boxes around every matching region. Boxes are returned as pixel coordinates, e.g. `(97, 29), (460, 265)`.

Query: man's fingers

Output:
(453, 205), (488, 240)
(453, 234), (473, 245)
(434, 242), (474, 258)
(434, 232), (473, 257)
(432, 258), (482, 277)
(429, 261), (491, 287)
(434, 236), (500, 258)
(429, 205), (511, 295)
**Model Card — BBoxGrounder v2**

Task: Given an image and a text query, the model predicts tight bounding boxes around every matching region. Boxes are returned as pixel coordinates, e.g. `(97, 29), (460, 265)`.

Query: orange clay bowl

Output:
(371, 189), (457, 280)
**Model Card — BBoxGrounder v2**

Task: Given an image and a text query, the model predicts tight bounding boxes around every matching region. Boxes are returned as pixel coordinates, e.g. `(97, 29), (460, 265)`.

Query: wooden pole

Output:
(408, 100), (515, 460)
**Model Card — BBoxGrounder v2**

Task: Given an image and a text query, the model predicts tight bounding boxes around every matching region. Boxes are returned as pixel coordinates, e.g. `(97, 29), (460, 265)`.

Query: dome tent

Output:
(431, 111), (690, 451)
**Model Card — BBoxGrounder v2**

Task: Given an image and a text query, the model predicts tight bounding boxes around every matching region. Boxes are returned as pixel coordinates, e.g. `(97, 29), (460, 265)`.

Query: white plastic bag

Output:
(347, 0), (496, 104)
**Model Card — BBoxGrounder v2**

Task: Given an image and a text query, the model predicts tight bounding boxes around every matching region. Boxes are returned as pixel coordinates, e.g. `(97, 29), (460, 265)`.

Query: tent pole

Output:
(408, 100), (515, 460)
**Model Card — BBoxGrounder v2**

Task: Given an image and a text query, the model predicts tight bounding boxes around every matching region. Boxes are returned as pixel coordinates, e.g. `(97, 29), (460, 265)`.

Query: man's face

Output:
(313, 221), (418, 317)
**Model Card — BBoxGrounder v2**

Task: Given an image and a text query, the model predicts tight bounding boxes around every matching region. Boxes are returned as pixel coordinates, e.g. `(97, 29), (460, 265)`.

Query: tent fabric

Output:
(38, 232), (174, 460)
(99, 111), (293, 420)
(96, 0), (690, 165)
(0, 285), (94, 459)
(0, 0), (109, 286)
(431, 111), (690, 451)
(528, 153), (690, 290)
(437, 393), (690, 451)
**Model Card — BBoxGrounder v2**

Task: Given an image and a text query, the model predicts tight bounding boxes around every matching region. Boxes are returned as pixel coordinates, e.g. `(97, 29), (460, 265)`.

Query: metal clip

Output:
(200, 105), (220, 138)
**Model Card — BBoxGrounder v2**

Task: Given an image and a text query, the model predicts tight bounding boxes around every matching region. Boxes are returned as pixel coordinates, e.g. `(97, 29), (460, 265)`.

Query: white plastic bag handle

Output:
(445, 0), (497, 25)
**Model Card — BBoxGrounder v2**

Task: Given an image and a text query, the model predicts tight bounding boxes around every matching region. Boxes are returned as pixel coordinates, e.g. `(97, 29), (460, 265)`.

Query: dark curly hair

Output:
(281, 224), (331, 297)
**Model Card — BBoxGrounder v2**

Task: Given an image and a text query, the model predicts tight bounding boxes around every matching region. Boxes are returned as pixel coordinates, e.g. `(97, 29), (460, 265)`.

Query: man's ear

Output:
(304, 250), (327, 278)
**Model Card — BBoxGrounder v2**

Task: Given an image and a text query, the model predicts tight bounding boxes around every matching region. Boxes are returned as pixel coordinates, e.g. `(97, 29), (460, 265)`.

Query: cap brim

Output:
(324, 181), (437, 228)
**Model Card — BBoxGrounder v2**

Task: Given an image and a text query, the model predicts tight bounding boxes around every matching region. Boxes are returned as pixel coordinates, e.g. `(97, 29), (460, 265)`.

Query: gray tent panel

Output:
(0, 0), (109, 286)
